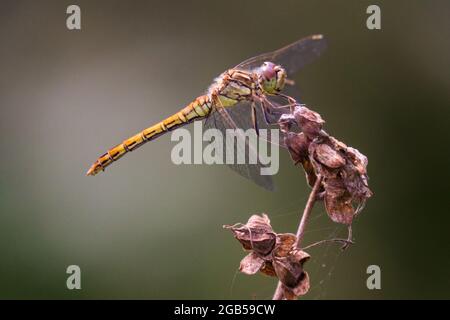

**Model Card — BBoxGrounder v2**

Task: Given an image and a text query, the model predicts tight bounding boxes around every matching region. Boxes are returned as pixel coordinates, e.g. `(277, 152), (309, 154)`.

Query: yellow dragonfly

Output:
(86, 35), (326, 190)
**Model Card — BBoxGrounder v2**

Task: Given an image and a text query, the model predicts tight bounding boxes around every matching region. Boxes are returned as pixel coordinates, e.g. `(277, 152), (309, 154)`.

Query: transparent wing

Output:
(221, 99), (290, 144)
(203, 103), (278, 191)
(217, 87), (303, 143)
(235, 34), (327, 75)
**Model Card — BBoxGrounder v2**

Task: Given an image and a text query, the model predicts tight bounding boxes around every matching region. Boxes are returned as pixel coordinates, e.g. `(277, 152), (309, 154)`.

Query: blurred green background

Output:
(0, 0), (449, 299)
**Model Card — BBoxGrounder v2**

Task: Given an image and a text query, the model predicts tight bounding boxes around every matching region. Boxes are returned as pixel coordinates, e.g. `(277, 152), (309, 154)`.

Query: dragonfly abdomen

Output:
(86, 95), (212, 176)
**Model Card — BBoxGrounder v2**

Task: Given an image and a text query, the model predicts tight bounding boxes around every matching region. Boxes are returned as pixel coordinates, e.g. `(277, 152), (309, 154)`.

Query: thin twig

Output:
(272, 175), (323, 300)
(302, 224), (354, 251)
(302, 238), (354, 251)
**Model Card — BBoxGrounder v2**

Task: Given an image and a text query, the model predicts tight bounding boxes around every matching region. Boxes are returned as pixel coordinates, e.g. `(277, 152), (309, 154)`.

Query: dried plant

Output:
(224, 214), (311, 298)
(225, 104), (373, 300)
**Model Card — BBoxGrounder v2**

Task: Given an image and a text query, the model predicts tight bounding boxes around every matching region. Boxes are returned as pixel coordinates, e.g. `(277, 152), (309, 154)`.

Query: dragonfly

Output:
(86, 34), (327, 191)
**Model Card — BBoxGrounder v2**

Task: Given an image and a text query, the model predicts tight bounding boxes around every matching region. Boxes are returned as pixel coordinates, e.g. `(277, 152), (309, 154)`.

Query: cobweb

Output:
(227, 198), (348, 300)
(303, 220), (346, 300)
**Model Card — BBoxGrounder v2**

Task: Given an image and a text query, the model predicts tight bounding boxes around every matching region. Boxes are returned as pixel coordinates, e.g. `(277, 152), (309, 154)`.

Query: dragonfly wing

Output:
(215, 99), (291, 147)
(203, 103), (276, 191)
(235, 34), (327, 76)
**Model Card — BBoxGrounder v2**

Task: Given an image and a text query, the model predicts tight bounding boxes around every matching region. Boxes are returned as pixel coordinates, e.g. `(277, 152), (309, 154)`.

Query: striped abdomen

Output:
(86, 95), (212, 176)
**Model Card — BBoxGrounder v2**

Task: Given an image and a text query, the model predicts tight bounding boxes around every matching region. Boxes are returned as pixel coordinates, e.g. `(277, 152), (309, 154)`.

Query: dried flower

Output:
(293, 105), (325, 139)
(226, 103), (373, 300)
(284, 105), (373, 225)
(273, 249), (310, 299)
(225, 214), (311, 299)
(309, 136), (373, 225)
(224, 214), (276, 256)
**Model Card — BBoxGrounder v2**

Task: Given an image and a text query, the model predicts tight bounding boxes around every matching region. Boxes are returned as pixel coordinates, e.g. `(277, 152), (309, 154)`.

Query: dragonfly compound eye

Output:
(261, 61), (277, 80)
(260, 62), (279, 94)
(260, 62), (286, 94)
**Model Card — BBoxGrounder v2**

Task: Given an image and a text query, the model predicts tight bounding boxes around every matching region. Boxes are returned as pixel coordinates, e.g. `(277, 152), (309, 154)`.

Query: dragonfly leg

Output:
(259, 97), (291, 126)
(275, 93), (299, 113)
(255, 98), (286, 148)
(252, 100), (283, 146)
(251, 101), (260, 136)
(260, 99), (276, 125)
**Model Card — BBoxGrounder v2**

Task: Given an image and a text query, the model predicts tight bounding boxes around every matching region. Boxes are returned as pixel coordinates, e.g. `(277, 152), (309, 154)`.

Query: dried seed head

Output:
(273, 249), (311, 299)
(309, 136), (373, 225)
(226, 214), (312, 298)
(224, 214), (276, 256)
(281, 104), (372, 225)
(293, 105), (325, 139)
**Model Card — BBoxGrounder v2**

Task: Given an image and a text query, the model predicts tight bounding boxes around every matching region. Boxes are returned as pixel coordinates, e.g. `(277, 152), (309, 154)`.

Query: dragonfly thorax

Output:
(257, 62), (287, 95)
(209, 69), (258, 107)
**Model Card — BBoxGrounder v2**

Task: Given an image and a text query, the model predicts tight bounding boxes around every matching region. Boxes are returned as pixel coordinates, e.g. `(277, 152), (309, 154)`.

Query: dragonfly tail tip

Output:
(86, 165), (96, 176)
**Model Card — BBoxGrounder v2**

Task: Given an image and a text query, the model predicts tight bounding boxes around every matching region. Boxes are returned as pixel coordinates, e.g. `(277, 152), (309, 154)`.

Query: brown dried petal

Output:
(239, 252), (264, 275)
(294, 106), (325, 139)
(346, 147), (368, 175)
(294, 105), (325, 124)
(246, 213), (272, 231)
(285, 132), (310, 165)
(273, 249), (310, 289)
(282, 286), (297, 300)
(306, 133), (372, 224)
(343, 172), (373, 201)
(324, 184), (355, 225)
(283, 272), (310, 299)
(273, 233), (297, 258)
(224, 214), (276, 256)
(329, 136), (348, 151)
(273, 257), (301, 288)
(314, 144), (346, 168)
(260, 261), (277, 277)
(284, 132), (318, 187)
(302, 159), (318, 188)
(291, 249), (311, 264)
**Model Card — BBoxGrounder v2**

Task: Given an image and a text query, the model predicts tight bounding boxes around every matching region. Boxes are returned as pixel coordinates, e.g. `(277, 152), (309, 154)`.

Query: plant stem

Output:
(272, 175), (323, 300)
(302, 238), (353, 251)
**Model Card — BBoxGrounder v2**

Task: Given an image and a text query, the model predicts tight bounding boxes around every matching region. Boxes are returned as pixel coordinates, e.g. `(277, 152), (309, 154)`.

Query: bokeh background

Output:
(0, 0), (449, 299)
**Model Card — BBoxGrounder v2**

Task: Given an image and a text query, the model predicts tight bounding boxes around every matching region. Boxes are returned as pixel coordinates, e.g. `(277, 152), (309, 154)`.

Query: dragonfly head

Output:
(258, 62), (287, 95)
